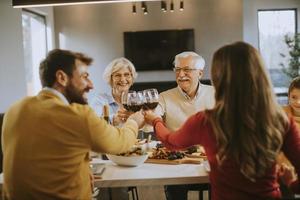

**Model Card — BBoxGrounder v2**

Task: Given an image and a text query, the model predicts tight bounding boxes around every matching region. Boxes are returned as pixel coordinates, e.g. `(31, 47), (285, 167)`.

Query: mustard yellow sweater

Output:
(2, 90), (138, 200)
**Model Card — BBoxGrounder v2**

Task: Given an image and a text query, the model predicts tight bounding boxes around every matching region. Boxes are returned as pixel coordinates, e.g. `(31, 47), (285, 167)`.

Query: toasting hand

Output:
(113, 107), (132, 125)
(128, 111), (145, 129)
(143, 110), (162, 125)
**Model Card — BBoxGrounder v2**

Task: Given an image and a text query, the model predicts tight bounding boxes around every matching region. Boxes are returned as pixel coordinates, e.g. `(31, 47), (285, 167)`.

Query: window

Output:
(258, 9), (297, 104)
(22, 9), (47, 96)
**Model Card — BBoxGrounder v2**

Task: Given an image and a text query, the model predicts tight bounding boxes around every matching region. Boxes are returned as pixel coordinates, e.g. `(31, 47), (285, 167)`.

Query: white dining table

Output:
(0, 159), (210, 189)
(91, 159), (210, 188)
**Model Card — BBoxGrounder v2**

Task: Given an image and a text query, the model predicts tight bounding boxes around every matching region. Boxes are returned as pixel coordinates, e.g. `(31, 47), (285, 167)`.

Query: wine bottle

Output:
(103, 104), (110, 124)
(102, 104), (110, 160)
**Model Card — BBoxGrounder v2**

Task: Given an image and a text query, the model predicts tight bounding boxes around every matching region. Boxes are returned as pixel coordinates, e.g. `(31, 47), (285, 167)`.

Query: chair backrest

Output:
(0, 113), (4, 173)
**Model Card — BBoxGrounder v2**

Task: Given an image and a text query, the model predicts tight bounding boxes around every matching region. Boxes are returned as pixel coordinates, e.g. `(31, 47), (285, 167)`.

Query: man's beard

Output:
(65, 83), (88, 105)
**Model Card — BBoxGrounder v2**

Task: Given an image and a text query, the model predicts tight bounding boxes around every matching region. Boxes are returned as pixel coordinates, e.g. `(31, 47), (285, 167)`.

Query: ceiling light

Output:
(170, 0), (174, 12)
(161, 0), (166, 12)
(179, 0), (184, 11)
(144, 8), (148, 14)
(132, 2), (137, 14)
(141, 1), (146, 10)
(143, 2), (148, 14)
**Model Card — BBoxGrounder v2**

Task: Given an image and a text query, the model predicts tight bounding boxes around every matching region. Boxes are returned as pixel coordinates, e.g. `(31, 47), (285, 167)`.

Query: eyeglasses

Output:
(173, 67), (198, 74)
(112, 73), (132, 80)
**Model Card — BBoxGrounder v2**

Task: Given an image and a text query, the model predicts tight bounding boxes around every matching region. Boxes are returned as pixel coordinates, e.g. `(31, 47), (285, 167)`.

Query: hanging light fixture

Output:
(132, 2), (137, 14)
(141, 1), (146, 10)
(130, 0), (185, 15)
(179, 0), (184, 11)
(161, 0), (167, 12)
(170, 0), (174, 12)
(143, 6), (148, 14)
(143, 2), (148, 14)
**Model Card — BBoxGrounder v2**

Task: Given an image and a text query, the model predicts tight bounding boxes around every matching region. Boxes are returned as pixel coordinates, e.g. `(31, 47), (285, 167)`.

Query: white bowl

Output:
(106, 154), (149, 167)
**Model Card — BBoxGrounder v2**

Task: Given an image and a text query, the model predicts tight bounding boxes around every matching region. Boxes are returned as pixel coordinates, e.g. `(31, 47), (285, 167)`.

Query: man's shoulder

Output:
(7, 96), (35, 110)
(198, 84), (215, 98)
(200, 84), (214, 91)
(160, 87), (178, 97)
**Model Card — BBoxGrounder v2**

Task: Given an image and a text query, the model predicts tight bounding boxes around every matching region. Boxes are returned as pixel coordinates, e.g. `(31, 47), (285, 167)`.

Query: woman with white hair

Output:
(89, 58), (138, 200)
(90, 57), (137, 126)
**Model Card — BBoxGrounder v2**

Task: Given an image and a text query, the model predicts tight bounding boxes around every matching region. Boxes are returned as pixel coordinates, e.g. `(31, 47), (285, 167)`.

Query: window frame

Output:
(22, 8), (48, 95)
(257, 8), (297, 52)
(257, 8), (297, 104)
(22, 8), (48, 52)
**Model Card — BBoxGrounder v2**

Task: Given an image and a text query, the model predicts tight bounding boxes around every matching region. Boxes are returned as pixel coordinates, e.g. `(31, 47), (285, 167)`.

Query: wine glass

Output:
(141, 88), (158, 133)
(142, 88), (159, 110)
(121, 90), (143, 112)
(121, 91), (130, 110)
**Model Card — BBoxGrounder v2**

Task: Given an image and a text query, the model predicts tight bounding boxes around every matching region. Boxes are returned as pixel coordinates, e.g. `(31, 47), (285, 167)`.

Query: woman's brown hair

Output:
(207, 41), (288, 181)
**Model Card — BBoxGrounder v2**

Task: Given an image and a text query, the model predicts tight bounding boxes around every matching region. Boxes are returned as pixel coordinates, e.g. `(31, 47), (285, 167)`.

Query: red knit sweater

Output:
(153, 111), (300, 200)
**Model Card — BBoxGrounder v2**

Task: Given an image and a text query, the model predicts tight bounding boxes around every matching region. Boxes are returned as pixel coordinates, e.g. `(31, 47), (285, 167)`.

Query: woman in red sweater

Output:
(144, 41), (300, 200)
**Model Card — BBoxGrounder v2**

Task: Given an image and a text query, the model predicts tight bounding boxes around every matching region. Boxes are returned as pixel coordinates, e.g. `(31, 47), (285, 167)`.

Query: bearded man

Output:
(2, 49), (144, 200)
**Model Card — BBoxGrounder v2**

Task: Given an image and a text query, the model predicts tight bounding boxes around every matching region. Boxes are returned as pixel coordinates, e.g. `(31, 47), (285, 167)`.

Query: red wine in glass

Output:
(124, 104), (143, 112)
(143, 102), (158, 110)
(121, 90), (143, 112)
(142, 88), (159, 110)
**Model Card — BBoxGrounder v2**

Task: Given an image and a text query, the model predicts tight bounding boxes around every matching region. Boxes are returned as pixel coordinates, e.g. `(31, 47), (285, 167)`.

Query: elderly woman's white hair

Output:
(103, 57), (138, 86)
(174, 51), (205, 70)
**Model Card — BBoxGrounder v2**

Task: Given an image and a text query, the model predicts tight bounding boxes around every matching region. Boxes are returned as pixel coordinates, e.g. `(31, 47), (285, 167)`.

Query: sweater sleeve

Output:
(153, 112), (208, 150)
(282, 118), (300, 193)
(86, 107), (139, 154)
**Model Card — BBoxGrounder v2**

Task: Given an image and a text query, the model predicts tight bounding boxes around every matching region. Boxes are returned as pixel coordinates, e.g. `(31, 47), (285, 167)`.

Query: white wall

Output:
(0, 0), (26, 113)
(53, 0), (243, 95)
(1, 0), (298, 112)
(243, 0), (300, 48)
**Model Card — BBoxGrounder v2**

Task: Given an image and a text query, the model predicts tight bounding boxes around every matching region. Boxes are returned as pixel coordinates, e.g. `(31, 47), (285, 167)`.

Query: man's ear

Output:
(198, 70), (204, 78)
(56, 70), (69, 87)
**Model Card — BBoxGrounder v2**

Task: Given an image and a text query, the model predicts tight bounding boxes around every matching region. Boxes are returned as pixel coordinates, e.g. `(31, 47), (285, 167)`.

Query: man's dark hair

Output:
(39, 49), (93, 87)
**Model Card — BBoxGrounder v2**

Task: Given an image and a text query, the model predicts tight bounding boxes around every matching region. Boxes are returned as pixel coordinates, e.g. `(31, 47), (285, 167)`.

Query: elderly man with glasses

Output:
(156, 51), (215, 200)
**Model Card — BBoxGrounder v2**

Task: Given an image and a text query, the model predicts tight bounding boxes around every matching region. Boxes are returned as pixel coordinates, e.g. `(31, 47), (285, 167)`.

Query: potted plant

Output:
(280, 33), (300, 79)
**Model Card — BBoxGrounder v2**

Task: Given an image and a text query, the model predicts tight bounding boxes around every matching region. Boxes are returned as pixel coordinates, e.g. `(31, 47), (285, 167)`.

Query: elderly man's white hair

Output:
(174, 51), (205, 70)
(103, 57), (138, 86)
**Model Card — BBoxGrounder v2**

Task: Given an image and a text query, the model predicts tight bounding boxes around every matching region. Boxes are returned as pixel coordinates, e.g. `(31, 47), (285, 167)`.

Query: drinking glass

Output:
(121, 90), (143, 112)
(141, 88), (159, 133)
(142, 88), (159, 110)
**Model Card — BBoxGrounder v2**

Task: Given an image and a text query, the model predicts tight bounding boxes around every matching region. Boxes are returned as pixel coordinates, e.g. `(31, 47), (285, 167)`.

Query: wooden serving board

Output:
(146, 157), (203, 165)
(185, 154), (207, 159)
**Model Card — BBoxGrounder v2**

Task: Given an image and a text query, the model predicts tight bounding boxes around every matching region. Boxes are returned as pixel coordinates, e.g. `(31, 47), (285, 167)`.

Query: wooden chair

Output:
(189, 183), (211, 200)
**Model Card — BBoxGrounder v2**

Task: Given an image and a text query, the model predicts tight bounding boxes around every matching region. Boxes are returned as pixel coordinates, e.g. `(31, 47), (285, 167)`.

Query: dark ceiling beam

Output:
(12, 0), (160, 8)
